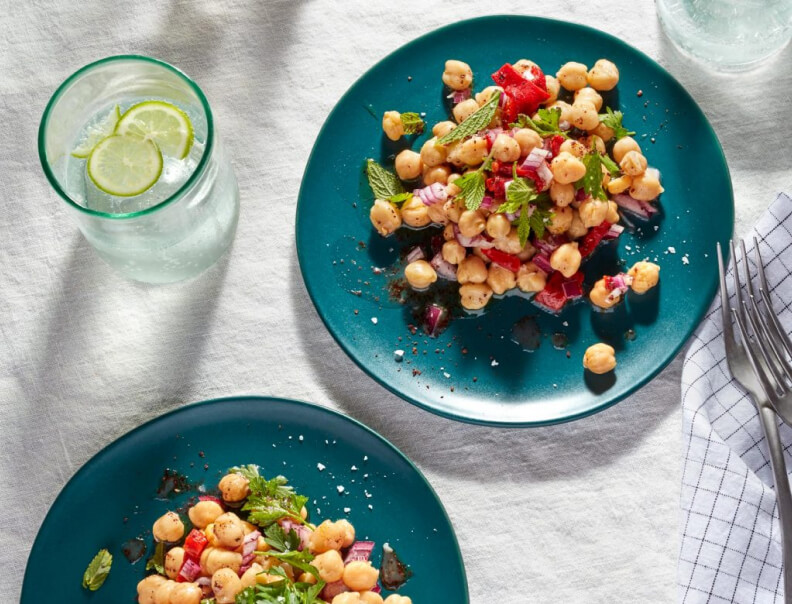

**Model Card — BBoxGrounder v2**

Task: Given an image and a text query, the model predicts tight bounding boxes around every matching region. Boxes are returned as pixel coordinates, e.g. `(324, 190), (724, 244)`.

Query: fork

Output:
(719, 238), (792, 601)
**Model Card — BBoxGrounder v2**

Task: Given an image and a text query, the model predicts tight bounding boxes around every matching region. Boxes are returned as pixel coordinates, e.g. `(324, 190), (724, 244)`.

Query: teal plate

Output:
(296, 15), (733, 426)
(21, 397), (468, 602)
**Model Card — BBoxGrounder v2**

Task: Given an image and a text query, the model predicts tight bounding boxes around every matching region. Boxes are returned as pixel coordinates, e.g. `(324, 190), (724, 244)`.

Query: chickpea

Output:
(589, 278), (620, 309)
(583, 134), (607, 155)
(458, 209), (486, 238)
(491, 133), (521, 163)
(404, 260), (437, 289)
(619, 150), (647, 176)
(544, 75), (560, 105)
(512, 58), (538, 74)
(369, 200), (402, 236)
(384, 596), (412, 604)
(442, 240), (466, 264)
(423, 164), (451, 186)
(137, 575), (168, 604)
(568, 210), (588, 239)
(219, 473), (250, 503)
(401, 197), (431, 228)
(445, 142), (465, 167)
(240, 563), (265, 589)
(420, 137), (447, 168)
(382, 111), (404, 141)
(214, 512), (245, 549)
(612, 136), (641, 163)
(472, 247), (490, 263)
(153, 511), (184, 543)
(333, 595), (361, 604)
(494, 228), (523, 254)
(427, 201), (448, 225)
(556, 61), (588, 91)
(547, 205), (573, 235)
(459, 283), (493, 310)
(549, 181), (575, 207)
(548, 100), (574, 123)
(587, 59), (619, 91)
(212, 568), (243, 604)
(443, 223), (456, 241)
(569, 101), (599, 131)
(360, 592), (385, 604)
(513, 128), (542, 156)
(549, 242), (582, 277)
(457, 255), (488, 284)
(628, 261), (660, 293)
(607, 174), (632, 195)
(629, 170), (664, 201)
(517, 240), (537, 261)
(475, 85), (503, 106)
(154, 580), (177, 604)
(592, 121), (615, 142)
(313, 549), (345, 582)
(298, 572), (318, 585)
(170, 583), (202, 604)
(550, 151), (586, 184)
(578, 198), (609, 228)
(433, 121), (456, 138)
(201, 547), (243, 576)
(442, 59), (473, 90)
(487, 264), (517, 294)
(341, 561), (379, 591)
(517, 262), (547, 293)
(445, 178), (461, 198)
(574, 87), (603, 111)
(338, 521), (355, 548)
(606, 200), (620, 224)
(444, 199), (464, 223)
(583, 343), (617, 374)
(394, 150), (422, 180)
(459, 136), (488, 166)
(164, 547), (185, 580)
(453, 98), (480, 124)
(559, 139), (587, 158)
(486, 213), (511, 239)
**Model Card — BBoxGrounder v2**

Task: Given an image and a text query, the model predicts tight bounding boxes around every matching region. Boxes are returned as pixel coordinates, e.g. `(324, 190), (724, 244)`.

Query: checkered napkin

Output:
(680, 193), (792, 603)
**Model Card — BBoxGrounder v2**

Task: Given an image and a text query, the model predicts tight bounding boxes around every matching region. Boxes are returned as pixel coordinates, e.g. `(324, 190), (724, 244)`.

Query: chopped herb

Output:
(365, 159), (405, 201)
(263, 523), (302, 553)
(234, 466), (311, 528)
(145, 541), (166, 575)
(600, 153), (621, 177)
(399, 112), (425, 135)
(235, 567), (325, 604)
(495, 174), (552, 246)
(454, 170), (486, 210)
(82, 548), (112, 592)
(510, 107), (568, 138)
(598, 107), (635, 140)
(437, 90), (501, 145)
(386, 191), (413, 205)
(260, 549), (320, 581)
(576, 152), (608, 201)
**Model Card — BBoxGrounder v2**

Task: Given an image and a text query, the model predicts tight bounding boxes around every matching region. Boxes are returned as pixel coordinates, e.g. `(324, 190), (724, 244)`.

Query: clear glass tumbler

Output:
(657, 0), (792, 71)
(38, 55), (240, 284)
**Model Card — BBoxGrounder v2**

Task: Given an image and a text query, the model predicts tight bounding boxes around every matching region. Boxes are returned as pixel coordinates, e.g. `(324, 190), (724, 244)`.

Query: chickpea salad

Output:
(367, 57), (663, 375)
(125, 465), (412, 604)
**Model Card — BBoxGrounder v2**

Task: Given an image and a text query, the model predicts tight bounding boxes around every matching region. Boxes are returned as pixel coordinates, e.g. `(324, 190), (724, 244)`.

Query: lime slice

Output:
(87, 135), (163, 197)
(116, 101), (194, 159)
(71, 105), (121, 159)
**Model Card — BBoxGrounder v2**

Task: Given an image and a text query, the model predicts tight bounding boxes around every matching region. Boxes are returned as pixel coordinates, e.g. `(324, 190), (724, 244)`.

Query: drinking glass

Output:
(657, 0), (792, 71)
(38, 55), (240, 284)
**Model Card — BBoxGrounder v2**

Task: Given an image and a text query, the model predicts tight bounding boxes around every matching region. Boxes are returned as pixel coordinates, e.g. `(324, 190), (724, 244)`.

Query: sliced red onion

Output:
(534, 237), (561, 255)
(279, 519), (312, 551)
(505, 210), (520, 221)
(196, 577), (211, 587)
(447, 88), (472, 103)
(559, 119), (571, 131)
(430, 252), (457, 281)
(480, 196), (496, 211)
(424, 304), (447, 337)
(613, 193), (658, 219)
(321, 580), (349, 600)
(575, 188), (588, 202)
(561, 280), (583, 299)
(532, 253), (553, 274)
(536, 162), (554, 189)
(454, 225), (495, 249)
(372, 585), (382, 594)
(415, 182), (448, 206)
(344, 541), (376, 564)
(406, 246), (424, 263)
(484, 127), (504, 145)
(198, 495), (223, 505)
(242, 530), (261, 558)
(603, 224), (625, 240)
(178, 558), (202, 583)
(520, 147), (550, 170)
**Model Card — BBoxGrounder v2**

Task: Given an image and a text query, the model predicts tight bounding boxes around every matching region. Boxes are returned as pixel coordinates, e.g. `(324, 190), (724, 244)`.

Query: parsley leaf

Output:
(598, 107), (635, 140)
(365, 159), (405, 200)
(600, 153), (621, 177)
(82, 548), (112, 591)
(235, 569), (325, 604)
(263, 523), (302, 553)
(262, 550), (320, 581)
(400, 112), (425, 135)
(437, 90), (501, 145)
(511, 107), (568, 138)
(576, 152), (608, 201)
(145, 541), (166, 576)
(240, 471), (310, 528)
(454, 171), (486, 210)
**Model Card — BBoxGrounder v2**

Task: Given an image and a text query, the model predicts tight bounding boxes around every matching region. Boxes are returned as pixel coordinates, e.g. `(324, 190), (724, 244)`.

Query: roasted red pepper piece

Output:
(527, 64), (547, 92)
(534, 271), (584, 312)
(578, 221), (612, 258)
(491, 64), (550, 124)
(485, 175), (509, 199)
(183, 528), (208, 563)
(490, 160), (516, 177)
(547, 134), (565, 158)
(481, 248), (521, 273)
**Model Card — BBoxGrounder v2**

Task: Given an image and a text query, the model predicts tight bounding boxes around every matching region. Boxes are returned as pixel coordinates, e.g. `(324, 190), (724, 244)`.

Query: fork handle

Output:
(759, 404), (792, 602)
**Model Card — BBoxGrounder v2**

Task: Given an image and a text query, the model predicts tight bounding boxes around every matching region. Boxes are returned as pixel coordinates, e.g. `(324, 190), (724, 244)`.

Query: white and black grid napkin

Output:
(680, 193), (792, 603)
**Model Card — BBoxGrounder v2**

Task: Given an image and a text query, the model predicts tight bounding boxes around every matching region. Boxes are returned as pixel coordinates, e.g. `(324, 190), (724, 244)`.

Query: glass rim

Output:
(37, 54), (215, 220)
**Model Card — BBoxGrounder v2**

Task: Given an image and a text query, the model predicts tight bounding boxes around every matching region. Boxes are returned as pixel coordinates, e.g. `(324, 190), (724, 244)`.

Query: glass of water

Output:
(657, 0), (792, 71)
(38, 55), (240, 284)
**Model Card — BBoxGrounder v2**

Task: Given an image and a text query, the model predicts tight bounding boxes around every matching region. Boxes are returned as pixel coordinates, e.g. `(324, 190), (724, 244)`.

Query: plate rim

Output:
(21, 395), (470, 602)
(295, 14), (735, 427)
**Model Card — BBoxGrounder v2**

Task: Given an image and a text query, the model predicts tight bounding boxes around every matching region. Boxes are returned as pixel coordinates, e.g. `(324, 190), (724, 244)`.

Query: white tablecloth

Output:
(1, 1), (790, 602)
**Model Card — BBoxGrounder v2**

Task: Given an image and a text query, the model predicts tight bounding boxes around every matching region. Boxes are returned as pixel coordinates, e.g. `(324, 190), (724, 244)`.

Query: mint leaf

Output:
(497, 176), (544, 214)
(454, 171), (486, 210)
(365, 159), (405, 200)
(387, 192), (413, 205)
(517, 206), (532, 247)
(145, 541), (165, 575)
(576, 152), (608, 201)
(598, 107), (635, 140)
(511, 107), (568, 138)
(528, 207), (552, 242)
(437, 90), (501, 145)
(82, 548), (112, 591)
(400, 112), (425, 135)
